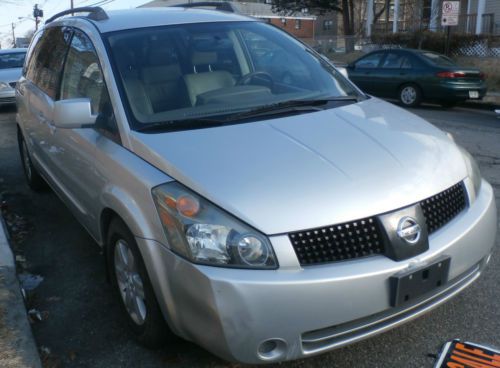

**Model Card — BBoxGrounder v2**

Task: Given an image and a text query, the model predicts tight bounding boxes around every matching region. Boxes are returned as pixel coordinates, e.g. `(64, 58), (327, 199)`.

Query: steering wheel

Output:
(236, 71), (274, 90)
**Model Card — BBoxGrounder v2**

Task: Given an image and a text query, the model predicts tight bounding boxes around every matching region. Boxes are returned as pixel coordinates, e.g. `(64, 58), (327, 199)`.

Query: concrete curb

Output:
(0, 212), (42, 368)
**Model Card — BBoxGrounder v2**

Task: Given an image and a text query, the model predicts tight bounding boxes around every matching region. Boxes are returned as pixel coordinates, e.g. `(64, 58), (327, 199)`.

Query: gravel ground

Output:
(0, 103), (498, 368)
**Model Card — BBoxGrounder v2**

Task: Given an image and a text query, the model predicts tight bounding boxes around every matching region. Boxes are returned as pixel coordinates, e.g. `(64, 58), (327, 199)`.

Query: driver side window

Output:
(60, 30), (119, 143)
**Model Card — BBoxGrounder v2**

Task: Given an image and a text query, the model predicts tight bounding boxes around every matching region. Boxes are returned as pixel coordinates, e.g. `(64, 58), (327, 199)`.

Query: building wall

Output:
(315, 14), (338, 37)
(267, 18), (315, 38)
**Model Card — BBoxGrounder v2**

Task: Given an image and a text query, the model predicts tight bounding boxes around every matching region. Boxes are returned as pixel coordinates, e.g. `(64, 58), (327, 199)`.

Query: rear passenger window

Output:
(355, 53), (383, 69)
(60, 30), (119, 142)
(401, 57), (412, 69)
(29, 27), (71, 99)
(381, 53), (403, 68)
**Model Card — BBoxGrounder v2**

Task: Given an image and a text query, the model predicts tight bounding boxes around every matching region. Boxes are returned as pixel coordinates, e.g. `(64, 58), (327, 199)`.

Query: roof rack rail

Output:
(45, 6), (108, 24)
(171, 2), (237, 13)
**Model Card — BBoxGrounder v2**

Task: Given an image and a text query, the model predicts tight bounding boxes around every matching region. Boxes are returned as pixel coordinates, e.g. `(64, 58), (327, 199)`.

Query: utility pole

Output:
(33, 4), (43, 31)
(71, 0), (74, 15)
(11, 23), (16, 47)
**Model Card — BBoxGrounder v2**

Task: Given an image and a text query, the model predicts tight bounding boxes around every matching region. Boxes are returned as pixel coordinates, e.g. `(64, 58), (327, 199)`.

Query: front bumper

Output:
(0, 89), (16, 105)
(138, 180), (497, 364)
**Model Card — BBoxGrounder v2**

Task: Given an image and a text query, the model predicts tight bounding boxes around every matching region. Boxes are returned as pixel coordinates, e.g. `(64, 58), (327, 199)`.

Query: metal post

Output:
(366, 0), (374, 37)
(392, 0), (400, 33)
(11, 23), (16, 47)
(475, 0), (485, 34)
(71, 0), (74, 15)
(445, 26), (451, 55)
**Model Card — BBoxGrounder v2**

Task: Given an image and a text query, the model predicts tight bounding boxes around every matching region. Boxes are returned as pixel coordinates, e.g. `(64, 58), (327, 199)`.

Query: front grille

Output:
(289, 182), (467, 266)
(8, 82), (16, 88)
(420, 182), (467, 234)
(289, 217), (385, 265)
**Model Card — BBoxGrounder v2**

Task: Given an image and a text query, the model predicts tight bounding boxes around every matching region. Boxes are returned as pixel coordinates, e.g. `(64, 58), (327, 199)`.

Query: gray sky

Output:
(0, 0), (150, 48)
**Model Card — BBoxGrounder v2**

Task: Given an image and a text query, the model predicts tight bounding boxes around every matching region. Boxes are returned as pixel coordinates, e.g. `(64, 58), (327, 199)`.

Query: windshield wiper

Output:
(228, 96), (361, 121)
(135, 117), (227, 133)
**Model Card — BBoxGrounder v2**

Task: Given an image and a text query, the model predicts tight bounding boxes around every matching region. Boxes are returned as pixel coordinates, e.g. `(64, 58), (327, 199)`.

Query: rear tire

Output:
(107, 218), (175, 349)
(398, 84), (422, 107)
(17, 129), (46, 192)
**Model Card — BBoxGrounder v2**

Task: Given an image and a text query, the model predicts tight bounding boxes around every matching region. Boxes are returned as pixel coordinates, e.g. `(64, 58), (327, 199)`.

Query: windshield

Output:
(105, 21), (363, 131)
(0, 52), (26, 69)
(421, 52), (456, 67)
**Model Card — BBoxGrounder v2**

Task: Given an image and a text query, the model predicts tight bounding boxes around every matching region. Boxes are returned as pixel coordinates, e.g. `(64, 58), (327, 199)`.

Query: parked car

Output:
(346, 48), (487, 107)
(0, 48), (27, 106)
(16, 7), (497, 365)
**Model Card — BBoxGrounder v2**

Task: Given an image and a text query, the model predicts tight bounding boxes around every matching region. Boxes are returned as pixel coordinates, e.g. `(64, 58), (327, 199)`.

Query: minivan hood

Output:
(130, 98), (467, 235)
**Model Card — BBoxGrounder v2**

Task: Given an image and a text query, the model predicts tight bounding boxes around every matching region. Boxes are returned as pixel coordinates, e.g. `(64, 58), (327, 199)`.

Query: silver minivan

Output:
(16, 6), (497, 364)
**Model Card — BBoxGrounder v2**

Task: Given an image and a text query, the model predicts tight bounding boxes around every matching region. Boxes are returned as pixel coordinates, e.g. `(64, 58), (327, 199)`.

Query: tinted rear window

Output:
(421, 52), (456, 67)
(0, 52), (26, 69)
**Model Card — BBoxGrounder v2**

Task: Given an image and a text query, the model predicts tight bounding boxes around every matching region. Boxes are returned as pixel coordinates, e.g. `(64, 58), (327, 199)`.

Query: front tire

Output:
(398, 84), (422, 107)
(107, 218), (173, 348)
(17, 129), (46, 191)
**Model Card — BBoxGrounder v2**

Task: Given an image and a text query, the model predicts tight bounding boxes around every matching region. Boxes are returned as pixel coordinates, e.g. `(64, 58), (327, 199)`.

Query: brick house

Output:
(140, 0), (318, 40)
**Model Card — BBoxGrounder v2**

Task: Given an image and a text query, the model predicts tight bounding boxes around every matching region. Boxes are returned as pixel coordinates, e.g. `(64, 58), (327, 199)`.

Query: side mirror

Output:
(53, 98), (96, 129)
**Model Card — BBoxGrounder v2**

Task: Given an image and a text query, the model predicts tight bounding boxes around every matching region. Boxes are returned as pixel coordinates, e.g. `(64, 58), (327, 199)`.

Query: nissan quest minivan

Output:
(16, 6), (497, 364)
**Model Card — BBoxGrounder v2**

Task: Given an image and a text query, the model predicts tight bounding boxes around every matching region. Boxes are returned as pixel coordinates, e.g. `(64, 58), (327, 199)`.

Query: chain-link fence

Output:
(307, 34), (500, 59)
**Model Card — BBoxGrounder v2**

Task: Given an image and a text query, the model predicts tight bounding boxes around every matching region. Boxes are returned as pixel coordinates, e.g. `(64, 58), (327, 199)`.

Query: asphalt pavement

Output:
(0, 103), (499, 368)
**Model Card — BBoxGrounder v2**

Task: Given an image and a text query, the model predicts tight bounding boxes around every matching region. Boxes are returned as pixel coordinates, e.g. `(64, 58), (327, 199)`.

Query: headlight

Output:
(152, 182), (277, 269)
(0, 82), (10, 92)
(459, 146), (482, 198)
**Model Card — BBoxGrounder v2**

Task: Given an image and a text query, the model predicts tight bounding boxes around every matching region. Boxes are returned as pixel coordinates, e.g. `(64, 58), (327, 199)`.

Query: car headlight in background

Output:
(152, 182), (277, 269)
(0, 82), (11, 92)
(459, 146), (482, 199)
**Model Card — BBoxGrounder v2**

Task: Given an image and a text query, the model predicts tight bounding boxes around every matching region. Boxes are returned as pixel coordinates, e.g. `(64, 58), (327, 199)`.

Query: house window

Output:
(323, 19), (334, 30)
(295, 19), (302, 29)
(281, 18), (287, 25)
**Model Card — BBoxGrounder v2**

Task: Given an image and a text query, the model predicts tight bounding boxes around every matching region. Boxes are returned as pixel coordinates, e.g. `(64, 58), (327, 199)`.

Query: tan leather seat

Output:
(183, 51), (235, 106)
(141, 64), (182, 112)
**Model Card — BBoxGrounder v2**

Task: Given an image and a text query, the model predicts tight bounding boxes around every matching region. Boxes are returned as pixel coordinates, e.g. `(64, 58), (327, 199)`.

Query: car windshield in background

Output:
(105, 21), (362, 132)
(421, 52), (456, 67)
(0, 52), (26, 69)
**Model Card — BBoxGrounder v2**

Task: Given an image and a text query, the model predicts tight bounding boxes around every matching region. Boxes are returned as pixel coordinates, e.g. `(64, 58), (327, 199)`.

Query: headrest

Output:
(191, 51), (217, 66)
(148, 48), (178, 66)
(141, 65), (181, 84)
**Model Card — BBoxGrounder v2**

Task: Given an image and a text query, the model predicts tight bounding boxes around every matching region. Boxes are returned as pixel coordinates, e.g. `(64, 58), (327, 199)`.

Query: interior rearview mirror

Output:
(53, 98), (97, 129)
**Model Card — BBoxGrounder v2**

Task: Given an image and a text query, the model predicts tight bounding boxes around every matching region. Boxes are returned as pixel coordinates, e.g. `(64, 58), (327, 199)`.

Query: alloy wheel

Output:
(400, 86), (417, 105)
(114, 239), (147, 325)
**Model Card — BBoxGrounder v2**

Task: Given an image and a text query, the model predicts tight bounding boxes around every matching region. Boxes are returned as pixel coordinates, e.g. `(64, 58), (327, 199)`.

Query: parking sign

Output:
(441, 1), (460, 26)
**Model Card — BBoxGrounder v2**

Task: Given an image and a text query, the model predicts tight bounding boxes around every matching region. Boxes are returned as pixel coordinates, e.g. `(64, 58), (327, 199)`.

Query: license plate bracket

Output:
(390, 256), (450, 307)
